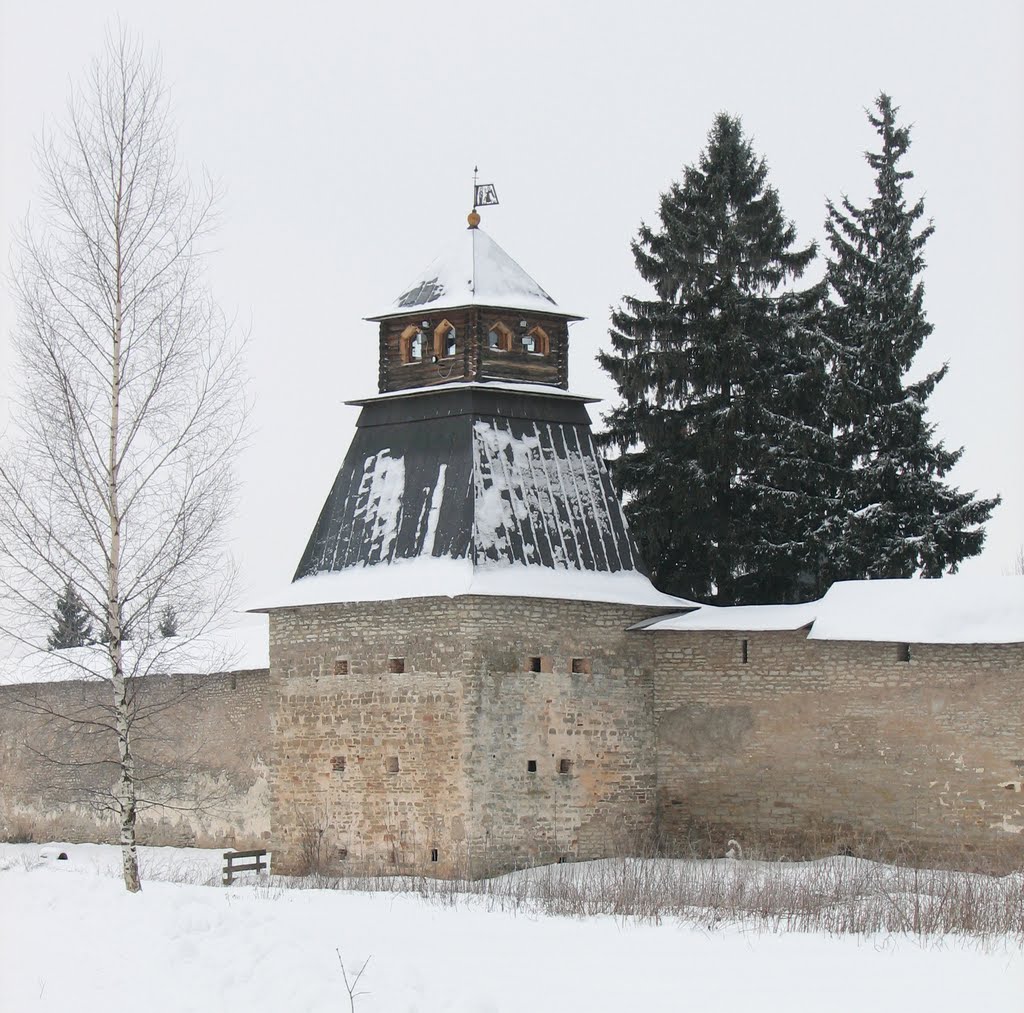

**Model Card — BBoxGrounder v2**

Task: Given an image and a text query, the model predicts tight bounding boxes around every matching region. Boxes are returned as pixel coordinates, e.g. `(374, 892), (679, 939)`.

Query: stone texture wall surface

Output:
(267, 596), (664, 876)
(652, 631), (1024, 869)
(4, 600), (1021, 875)
(0, 670), (270, 848)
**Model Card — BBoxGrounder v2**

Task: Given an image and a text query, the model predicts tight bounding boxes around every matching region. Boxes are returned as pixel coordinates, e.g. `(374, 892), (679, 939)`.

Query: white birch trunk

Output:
(109, 157), (141, 894)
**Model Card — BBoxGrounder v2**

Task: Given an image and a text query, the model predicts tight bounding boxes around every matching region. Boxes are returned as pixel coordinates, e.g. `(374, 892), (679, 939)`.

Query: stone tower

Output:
(262, 211), (687, 876)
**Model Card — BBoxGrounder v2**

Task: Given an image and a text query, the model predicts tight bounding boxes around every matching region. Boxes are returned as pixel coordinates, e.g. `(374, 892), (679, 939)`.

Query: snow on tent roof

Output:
(635, 577), (1024, 644)
(273, 405), (697, 610)
(366, 227), (582, 321)
(807, 577), (1024, 644)
(254, 556), (690, 611)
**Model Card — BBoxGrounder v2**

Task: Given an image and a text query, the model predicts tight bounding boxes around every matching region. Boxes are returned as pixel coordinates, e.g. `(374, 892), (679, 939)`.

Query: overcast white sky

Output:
(1, 0), (1021, 608)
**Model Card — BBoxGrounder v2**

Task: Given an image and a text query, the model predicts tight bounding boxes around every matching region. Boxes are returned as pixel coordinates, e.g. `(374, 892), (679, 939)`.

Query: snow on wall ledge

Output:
(806, 576), (1024, 644)
(638, 576), (1024, 645)
(254, 556), (690, 610)
(0, 616), (270, 686)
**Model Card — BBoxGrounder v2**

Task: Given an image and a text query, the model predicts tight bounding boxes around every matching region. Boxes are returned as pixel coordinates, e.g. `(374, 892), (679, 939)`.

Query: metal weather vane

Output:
(472, 165), (499, 209)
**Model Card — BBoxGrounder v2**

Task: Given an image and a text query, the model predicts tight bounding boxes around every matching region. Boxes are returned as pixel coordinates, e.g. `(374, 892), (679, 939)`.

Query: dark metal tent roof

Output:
(294, 387), (646, 580)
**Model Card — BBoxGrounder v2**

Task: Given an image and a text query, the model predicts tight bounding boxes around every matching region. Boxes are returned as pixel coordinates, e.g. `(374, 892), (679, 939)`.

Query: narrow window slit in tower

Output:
(559, 758), (572, 775)
(388, 657), (405, 673)
(527, 656), (541, 673)
(430, 848), (439, 863)
(741, 639), (749, 664)
(527, 759), (538, 773)
(571, 658), (591, 675)
(897, 643), (911, 663)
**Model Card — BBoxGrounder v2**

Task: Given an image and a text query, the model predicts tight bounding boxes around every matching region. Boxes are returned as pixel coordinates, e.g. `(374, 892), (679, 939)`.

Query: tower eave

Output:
(345, 380), (600, 409)
(363, 302), (584, 324)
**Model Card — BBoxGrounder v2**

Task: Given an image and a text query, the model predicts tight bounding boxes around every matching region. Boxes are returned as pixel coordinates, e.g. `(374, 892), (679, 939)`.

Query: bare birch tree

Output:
(0, 30), (245, 892)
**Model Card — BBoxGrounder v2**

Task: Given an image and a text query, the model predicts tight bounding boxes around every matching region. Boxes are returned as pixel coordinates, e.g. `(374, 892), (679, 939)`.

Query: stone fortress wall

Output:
(2, 601), (1021, 872)
(0, 669), (270, 849)
(267, 595), (1022, 875)
(652, 631), (1024, 869)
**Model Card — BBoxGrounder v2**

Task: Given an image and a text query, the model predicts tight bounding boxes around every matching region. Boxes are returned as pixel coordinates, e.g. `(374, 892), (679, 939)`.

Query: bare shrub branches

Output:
(275, 856), (1023, 944)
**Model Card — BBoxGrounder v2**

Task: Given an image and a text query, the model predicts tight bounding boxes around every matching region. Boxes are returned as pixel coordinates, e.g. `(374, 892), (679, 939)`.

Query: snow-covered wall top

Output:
(631, 601), (818, 633)
(366, 228), (581, 320)
(636, 577), (1024, 644)
(807, 577), (1024, 644)
(0, 615), (270, 686)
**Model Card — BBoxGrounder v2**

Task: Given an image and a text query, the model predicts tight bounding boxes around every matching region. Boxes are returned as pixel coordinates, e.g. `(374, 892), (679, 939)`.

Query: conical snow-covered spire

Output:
(366, 226), (581, 322)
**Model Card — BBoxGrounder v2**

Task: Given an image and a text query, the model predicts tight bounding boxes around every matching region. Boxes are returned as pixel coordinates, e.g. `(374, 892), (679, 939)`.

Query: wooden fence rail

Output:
(223, 848), (268, 885)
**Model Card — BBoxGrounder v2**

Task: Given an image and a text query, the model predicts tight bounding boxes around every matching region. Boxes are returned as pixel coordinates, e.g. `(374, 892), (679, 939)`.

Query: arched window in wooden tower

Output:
(434, 319), (457, 359)
(400, 324), (426, 364)
(522, 325), (550, 356)
(487, 320), (513, 352)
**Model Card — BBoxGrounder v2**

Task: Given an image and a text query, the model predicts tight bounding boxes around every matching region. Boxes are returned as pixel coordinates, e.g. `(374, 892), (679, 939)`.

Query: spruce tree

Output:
(157, 604), (179, 638)
(599, 114), (828, 604)
(822, 94), (999, 581)
(47, 581), (94, 650)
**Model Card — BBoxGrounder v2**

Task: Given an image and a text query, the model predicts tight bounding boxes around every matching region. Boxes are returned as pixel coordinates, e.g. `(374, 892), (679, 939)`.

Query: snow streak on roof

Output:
(635, 577), (1024, 644)
(366, 227), (581, 320)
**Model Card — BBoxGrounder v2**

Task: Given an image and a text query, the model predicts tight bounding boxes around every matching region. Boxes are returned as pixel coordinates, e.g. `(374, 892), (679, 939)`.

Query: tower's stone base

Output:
(268, 596), (662, 877)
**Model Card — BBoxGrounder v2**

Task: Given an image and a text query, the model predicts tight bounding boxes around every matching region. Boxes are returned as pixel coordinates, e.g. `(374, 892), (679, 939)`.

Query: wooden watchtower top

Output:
(365, 216), (583, 394)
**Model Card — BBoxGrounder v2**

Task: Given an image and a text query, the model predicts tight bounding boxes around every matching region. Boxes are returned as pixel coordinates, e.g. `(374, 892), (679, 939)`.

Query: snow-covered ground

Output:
(0, 844), (1021, 1012)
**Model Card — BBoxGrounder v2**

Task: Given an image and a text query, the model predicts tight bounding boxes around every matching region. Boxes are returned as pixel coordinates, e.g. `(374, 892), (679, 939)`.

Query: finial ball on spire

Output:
(467, 209), (481, 229)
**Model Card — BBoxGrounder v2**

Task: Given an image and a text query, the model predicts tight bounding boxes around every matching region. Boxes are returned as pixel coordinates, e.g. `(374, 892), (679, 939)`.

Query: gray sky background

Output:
(1, 0), (1021, 609)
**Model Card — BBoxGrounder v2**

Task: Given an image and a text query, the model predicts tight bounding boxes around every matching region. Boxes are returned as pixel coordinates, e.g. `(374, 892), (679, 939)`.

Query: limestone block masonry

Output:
(0, 670), (270, 848)
(4, 605), (1021, 874)
(268, 596), (665, 876)
(653, 631), (1024, 869)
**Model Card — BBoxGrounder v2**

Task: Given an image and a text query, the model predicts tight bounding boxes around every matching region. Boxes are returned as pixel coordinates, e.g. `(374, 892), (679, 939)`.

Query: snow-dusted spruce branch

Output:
(0, 29), (246, 892)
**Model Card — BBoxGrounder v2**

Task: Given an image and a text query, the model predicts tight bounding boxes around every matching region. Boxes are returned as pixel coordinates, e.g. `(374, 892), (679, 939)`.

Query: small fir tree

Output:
(822, 94), (999, 581)
(599, 114), (829, 603)
(47, 581), (94, 650)
(157, 604), (179, 638)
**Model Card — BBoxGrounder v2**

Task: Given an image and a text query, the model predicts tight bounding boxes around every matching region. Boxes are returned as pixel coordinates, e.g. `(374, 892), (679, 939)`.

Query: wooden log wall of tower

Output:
(367, 216), (579, 393)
